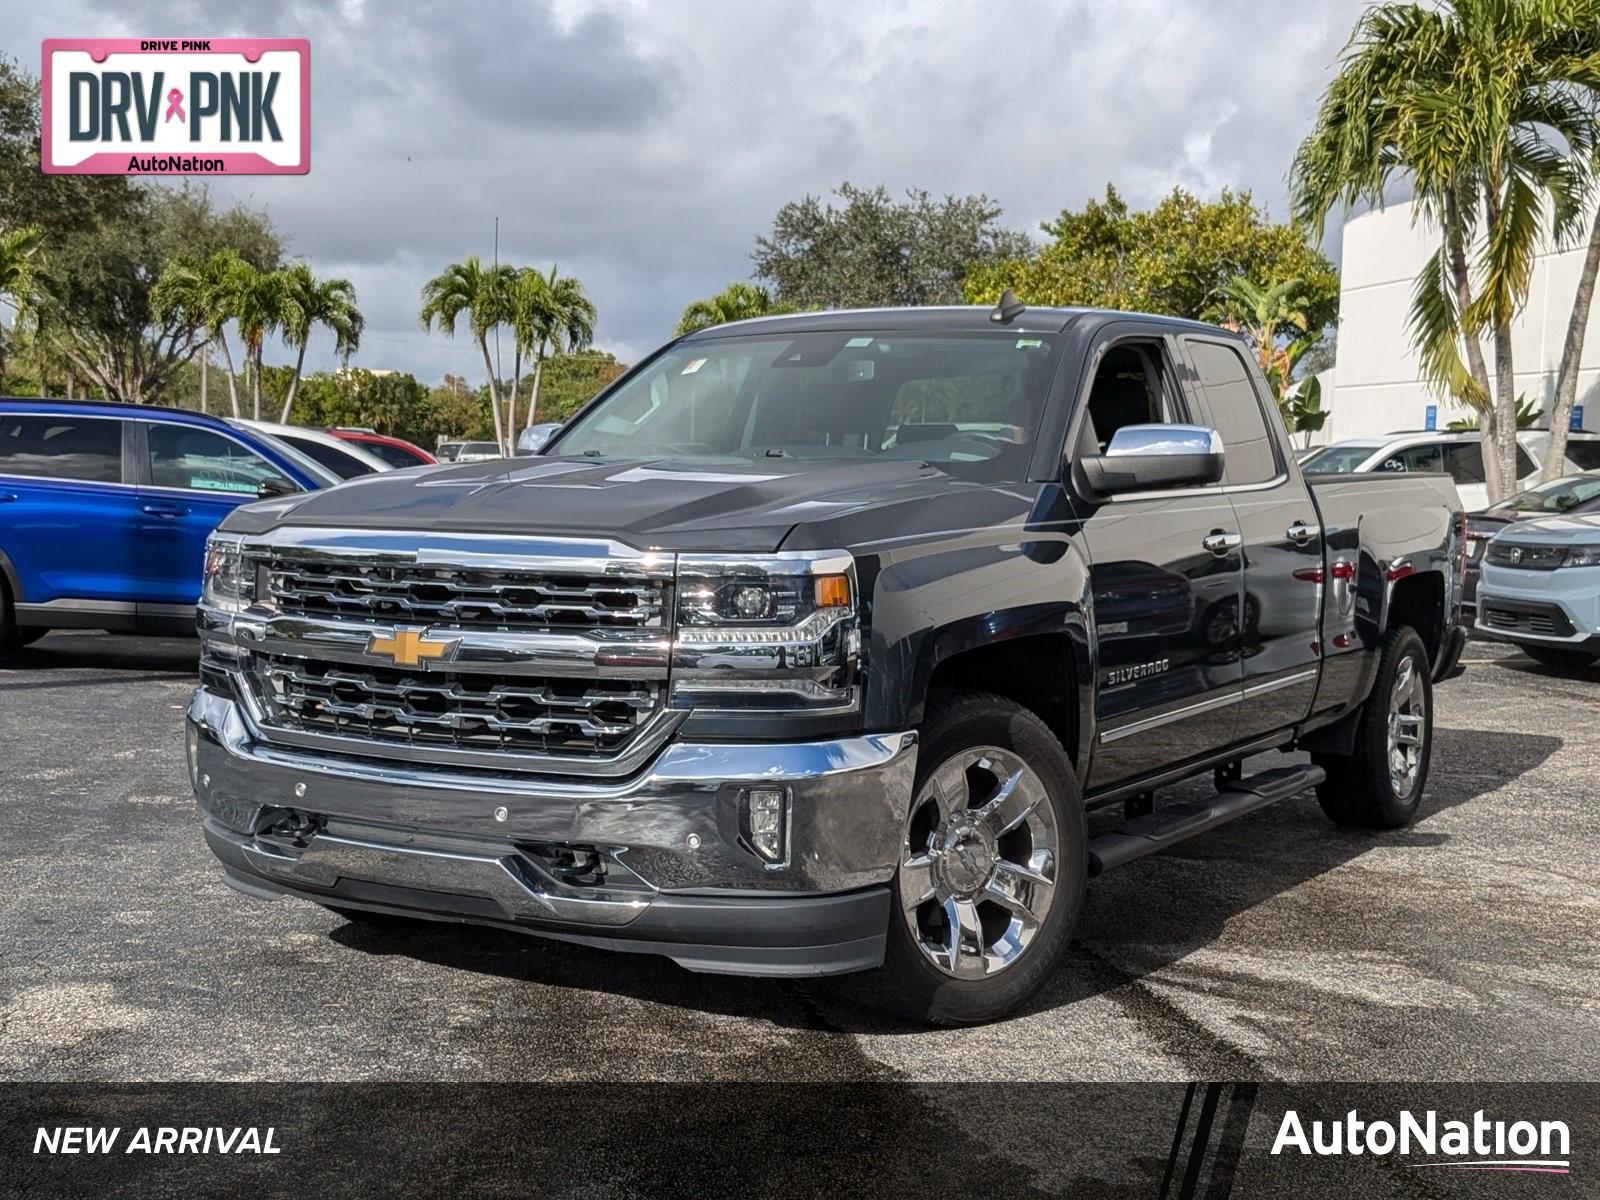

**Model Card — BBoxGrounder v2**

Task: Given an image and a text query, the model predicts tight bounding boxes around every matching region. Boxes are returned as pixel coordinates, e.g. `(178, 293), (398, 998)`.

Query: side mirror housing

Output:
(515, 422), (563, 456)
(1075, 424), (1225, 497)
(257, 477), (299, 499)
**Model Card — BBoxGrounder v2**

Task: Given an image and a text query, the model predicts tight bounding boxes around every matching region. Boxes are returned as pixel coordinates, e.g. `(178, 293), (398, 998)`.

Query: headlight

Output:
(671, 551), (859, 712)
(1561, 545), (1600, 567)
(201, 533), (255, 613)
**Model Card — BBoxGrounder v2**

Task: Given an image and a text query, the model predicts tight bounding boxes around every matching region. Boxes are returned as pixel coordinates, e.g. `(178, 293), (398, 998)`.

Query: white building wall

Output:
(1329, 197), (1600, 441)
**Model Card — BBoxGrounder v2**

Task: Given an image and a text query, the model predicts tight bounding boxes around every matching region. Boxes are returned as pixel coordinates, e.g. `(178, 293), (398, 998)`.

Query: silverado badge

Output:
(368, 628), (459, 668)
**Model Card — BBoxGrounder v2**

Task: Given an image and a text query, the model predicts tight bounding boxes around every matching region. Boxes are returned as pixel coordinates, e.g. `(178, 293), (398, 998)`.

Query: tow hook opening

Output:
(520, 842), (608, 887)
(257, 808), (326, 847)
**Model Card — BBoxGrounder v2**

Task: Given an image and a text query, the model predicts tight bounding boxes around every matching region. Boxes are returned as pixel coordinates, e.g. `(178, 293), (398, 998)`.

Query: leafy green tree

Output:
(676, 281), (792, 335)
(277, 263), (363, 421)
(965, 185), (1339, 328)
(1203, 276), (1330, 424)
(509, 264), (595, 430)
(1292, 0), (1600, 500)
(532, 350), (629, 422)
(0, 223), (41, 386)
(754, 183), (1031, 309)
(419, 256), (516, 452)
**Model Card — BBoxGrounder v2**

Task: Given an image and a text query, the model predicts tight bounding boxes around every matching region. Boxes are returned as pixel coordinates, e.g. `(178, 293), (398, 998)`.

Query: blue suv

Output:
(0, 399), (336, 659)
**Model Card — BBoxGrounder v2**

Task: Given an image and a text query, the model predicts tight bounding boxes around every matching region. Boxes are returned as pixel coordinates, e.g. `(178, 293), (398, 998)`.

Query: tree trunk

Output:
(527, 339), (547, 428)
(1490, 318), (1519, 503)
(251, 346), (262, 421)
(280, 342), (309, 423)
(1541, 206), (1600, 482)
(1444, 190), (1502, 501)
(216, 333), (241, 417)
(477, 337), (505, 454)
(509, 348), (523, 439)
(66, 364), (75, 400)
(199, 348), (208, 414)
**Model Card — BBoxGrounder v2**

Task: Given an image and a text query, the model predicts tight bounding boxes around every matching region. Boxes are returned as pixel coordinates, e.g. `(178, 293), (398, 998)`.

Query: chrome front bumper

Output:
(187, 688), (917, 976)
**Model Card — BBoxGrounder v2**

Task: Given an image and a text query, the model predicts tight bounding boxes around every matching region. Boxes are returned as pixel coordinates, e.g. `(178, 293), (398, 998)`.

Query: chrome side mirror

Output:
(515, 422), (563, 456)
(1076, 424), (1226, 497)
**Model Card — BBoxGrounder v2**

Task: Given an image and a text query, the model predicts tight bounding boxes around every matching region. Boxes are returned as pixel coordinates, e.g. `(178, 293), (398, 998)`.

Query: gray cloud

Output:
(9, 0), (1367, 380)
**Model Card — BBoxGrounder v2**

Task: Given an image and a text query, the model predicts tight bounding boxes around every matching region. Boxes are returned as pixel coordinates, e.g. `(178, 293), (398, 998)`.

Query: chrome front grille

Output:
(262, 554), (667, 631)
(252, 653), (661, 756)
(224, 531), (678, 776)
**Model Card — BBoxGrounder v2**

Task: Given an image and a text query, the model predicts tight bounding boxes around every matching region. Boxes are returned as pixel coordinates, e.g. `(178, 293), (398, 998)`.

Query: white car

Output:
(1300, 430), (1600, 512)
(228, 419), (393, 481)
(451, 440), (503, 463)
(1475, 512), (1600, 669)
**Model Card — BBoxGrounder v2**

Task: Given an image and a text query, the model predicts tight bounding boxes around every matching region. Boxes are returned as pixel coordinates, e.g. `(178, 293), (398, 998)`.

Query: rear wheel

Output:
(1520, 644), (1599, 671)
(850, 693), (1085, 1025)
(1313, 627), (1432, 829)
(0, 585), (22, 664)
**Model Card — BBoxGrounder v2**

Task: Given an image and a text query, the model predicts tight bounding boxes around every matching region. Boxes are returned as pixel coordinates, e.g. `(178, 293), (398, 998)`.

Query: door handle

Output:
(0, 491), (17, 503)
(141, 503), (189, 518)
(1286, 521), (1319, 545)
(1202, 530), (1242, 555)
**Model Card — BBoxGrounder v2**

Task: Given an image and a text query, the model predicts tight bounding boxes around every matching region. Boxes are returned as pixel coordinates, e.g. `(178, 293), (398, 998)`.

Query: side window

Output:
(1564, 440), (1600, 471)
(0, 414), (123, 483)
(1184, 339), (1280, 486)
(1514, 444), (1536, 477)
(1444, 443), (1485, 485)
(1377, 442), (1444, 473)
(1082, 340), (1184, 453)
(147, 425), (291, 495)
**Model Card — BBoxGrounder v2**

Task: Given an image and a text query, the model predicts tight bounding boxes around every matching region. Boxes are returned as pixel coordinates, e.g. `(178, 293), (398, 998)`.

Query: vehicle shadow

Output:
(1493, 651), (1599, 681)
(1, 631), (198, 681)
(326, 724), (1560, 1035)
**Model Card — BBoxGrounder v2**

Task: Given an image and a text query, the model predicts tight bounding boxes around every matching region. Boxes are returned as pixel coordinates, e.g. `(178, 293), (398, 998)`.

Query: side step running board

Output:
(1086, 764), (1326, 876)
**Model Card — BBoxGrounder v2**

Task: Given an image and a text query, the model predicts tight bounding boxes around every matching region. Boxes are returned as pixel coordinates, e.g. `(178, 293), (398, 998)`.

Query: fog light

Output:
(185, 726), (201, 790)
(742, 787), (789, 865)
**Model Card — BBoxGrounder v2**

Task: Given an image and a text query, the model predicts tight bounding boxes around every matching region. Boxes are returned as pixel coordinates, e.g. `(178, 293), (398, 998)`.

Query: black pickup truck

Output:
(188, 303), (1467, 1024)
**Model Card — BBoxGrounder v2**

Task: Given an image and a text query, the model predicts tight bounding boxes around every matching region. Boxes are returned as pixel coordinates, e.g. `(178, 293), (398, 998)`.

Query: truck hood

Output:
(1490, 513), (1600, 545)
(227, 454), (979, 553)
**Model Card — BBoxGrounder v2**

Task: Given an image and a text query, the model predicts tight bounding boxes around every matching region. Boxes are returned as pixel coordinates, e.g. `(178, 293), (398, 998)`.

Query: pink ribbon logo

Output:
(164, 88), (185, 123)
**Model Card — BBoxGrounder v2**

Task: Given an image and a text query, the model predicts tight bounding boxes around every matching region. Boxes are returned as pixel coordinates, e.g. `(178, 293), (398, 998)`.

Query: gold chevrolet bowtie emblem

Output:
(367, 627), (459, 668)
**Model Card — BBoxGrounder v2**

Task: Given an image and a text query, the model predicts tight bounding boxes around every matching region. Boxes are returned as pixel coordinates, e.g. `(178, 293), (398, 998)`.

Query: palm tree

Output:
(153, 251), (242, 416)
(1203, 277), (1327, 422)
(512, 264), (595, 430)
(1292, 0), (1600, 503)
(420, 256), (515, 453)
(0, 225), (43, 387)
(675, 281), (786, 336)
(278, 263), (363, 421)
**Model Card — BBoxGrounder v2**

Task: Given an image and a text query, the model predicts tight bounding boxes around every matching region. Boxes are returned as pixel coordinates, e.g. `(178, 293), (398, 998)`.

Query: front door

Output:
(1072, 331), (1245, 785)
(131, 421), (297, 610)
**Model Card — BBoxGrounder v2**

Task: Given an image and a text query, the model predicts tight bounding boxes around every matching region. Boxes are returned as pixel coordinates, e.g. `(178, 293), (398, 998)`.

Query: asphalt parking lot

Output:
(2, 631), (1596, 1084)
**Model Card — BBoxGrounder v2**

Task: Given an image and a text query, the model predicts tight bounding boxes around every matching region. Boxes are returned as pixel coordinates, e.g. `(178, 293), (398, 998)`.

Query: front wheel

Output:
(1313, 626), (1433, 829)
(1520, 644), (1599, 671)
(849, 693), (1086, 1025)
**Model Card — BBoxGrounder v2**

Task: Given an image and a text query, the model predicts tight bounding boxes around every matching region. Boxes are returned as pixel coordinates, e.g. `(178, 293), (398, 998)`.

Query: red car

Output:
(327, 428), (436, 469)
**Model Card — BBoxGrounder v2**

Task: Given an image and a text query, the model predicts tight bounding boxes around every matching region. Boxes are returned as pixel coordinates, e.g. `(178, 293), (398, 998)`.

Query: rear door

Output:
(0, 411), (138, 615)
(1180, 335), (1321, 744)
(130, 421), (299, 610)
(1073, 326), (1245, 785)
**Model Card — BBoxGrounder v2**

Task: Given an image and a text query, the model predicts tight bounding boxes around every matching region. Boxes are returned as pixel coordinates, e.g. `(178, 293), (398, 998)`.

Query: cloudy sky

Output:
(9, 0), (1372, 381)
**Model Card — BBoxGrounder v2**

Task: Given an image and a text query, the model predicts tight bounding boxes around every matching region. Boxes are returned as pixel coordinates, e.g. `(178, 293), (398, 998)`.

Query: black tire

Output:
(846, 692), (1086, 1025)
(320, 904), (425, 930)
(15, 627), (46, 647)
(1313, 626), (1432, 829)
(1520, 644), (1599, 671)
(0, 584), (21, 664)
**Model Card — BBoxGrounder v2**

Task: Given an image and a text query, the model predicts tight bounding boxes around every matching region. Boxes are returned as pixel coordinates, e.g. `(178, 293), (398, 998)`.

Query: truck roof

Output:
(677, 304), (1239, 341)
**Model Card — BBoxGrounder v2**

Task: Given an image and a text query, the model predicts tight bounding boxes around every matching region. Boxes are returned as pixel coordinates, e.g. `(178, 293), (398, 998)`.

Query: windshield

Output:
(552, 330), (1062, 481)
(1300, 443), (1380, 474)
(1491, 473), (1600, 514)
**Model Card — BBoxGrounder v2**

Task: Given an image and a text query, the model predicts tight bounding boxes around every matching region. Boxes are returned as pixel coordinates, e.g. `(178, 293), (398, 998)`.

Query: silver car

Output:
(1475, 512), (1600, 668)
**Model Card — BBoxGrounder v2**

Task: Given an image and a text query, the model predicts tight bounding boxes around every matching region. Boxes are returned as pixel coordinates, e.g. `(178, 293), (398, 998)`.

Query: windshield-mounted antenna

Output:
(990, 287), (1025, 324)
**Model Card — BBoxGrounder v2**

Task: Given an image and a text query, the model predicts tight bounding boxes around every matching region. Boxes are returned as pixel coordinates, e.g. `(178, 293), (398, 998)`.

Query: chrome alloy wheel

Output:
(1387, 654), (1427, 798)
(899, 746), (1059, 978)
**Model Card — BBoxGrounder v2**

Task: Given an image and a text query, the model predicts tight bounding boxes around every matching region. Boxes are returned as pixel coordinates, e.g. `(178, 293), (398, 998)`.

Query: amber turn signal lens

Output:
(813, 574), (851, 608)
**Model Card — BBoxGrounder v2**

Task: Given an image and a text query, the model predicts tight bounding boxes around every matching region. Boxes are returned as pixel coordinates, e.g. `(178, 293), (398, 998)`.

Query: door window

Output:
(147, 425), (291, 494)
(1081, 340), (1186, 452)
(1184, 340), (1280, 485)
(0, 414), (123, 483)
(1375, 442), (1445, 473)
